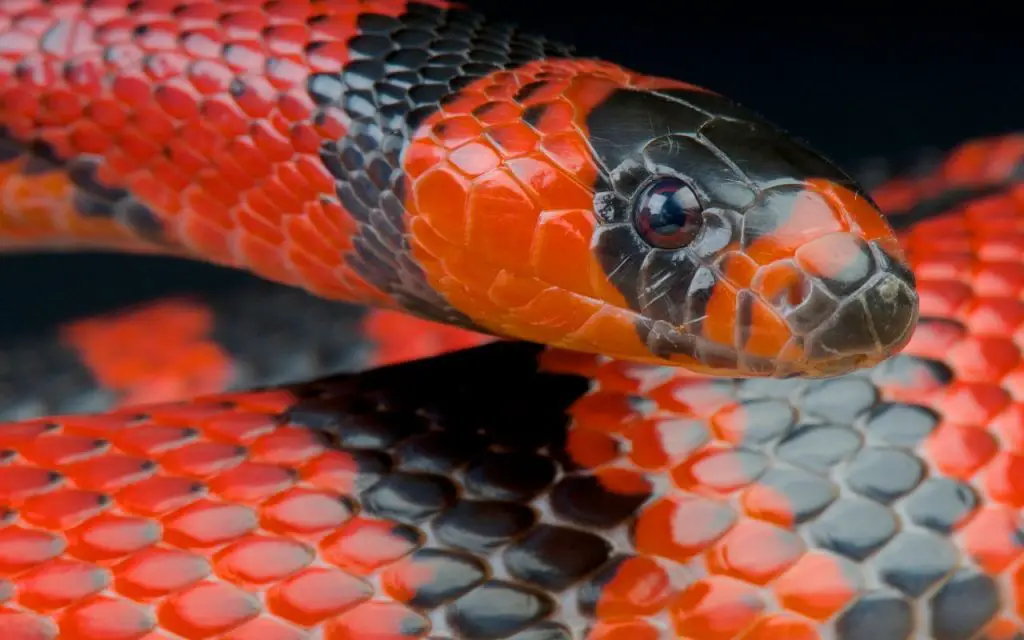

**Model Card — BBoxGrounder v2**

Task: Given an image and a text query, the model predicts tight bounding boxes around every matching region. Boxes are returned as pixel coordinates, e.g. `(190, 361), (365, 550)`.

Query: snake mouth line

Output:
(622, 238), (919, 378)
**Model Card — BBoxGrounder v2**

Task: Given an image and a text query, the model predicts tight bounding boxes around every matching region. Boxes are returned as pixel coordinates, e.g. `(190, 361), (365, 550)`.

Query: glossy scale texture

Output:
(0, 0), (916, 377)
(0, 132), (1022, 638)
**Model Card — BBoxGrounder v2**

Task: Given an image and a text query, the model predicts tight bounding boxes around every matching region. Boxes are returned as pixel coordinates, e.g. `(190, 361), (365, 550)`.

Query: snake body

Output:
(0, 1), (1014, 638)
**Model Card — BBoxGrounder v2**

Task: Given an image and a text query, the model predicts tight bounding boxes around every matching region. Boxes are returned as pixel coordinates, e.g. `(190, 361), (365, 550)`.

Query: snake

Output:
(0, 0), (1014, 638)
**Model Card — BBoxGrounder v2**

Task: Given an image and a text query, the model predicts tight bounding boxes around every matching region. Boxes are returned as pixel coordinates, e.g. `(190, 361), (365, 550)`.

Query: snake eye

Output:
(632, 177), (704, 249)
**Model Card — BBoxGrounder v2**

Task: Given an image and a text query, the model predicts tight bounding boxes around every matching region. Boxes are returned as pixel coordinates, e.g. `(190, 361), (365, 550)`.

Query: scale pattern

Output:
(0, 133), (1023, 638)
(0, 280), (493, 420)
(0, 0), (1021, 638)
(0, 0), (919, 377)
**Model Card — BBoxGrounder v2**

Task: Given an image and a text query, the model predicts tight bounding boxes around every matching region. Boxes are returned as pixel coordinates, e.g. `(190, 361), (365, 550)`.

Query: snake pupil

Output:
(633, 178), (703, 249)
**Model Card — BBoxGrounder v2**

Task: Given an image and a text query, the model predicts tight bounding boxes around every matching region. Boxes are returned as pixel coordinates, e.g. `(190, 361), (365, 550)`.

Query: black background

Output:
(3, 5), (1022, 335)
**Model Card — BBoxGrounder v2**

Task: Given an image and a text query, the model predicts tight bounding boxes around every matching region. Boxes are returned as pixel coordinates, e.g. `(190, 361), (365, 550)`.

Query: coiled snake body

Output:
(0, 1), (1016, 638)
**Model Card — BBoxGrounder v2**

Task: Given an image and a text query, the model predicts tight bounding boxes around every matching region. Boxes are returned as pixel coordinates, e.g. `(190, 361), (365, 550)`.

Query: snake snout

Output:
(782, 233), (920, 376)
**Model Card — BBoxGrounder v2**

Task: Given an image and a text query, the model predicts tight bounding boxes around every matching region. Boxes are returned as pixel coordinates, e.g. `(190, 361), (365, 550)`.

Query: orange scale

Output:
(18, 433), (108, 467)
(565, 427), (621, 469)
(593, 360), (660, 393)
(973, 261), (1024, 297)
(481, 269), (546, 308)
(247, 426), (325, 466)
(591, 555), (673, 619)
(15, 558), (110, 612)
(649, 378), (736, 417)
(207, 462), (296, 504)
(430, 114), (483, 149)
(711, 402), (791, 446)
(295, 154), (336, 194)
(773, 551), (862, 620)
(933, 382), (1012, 427)
(266, 58), (308, 89)
(959, 506), (1024, 574)
(449, 141), (502, 177)
(990, 404), (1024, 452)
(69, 120), (113, 154)
(114, 475), (204, 518)
(319, 518), (422, 577)
(40, 88), (83, 124)
(946, 336), (1021, 382)
(963, 298), (1024, 335)
(924, 423), (998, 480)
(411, 166), (471, 245)
(0, 421), (54, 449)
(900, 316), (968, 361)
(161, 500), (258, 550)
(464, 168), (539, 271)
(212, 535), (314, 586)
(237, 203), (286, 244)
(671, 445), (768, 496)
(264, 24), (307, 57)
(983, 617), (1024, 640)
(323, 601), (430, 640)
(308, 40), (350, 71)
(669, 576), (766, 640)
(705, 518), (804, 585)
(508, 288), (605, 343)
(180, 30), (222, 60)
(626, 416), (709, 471)
(111, 75), (152, 108)
(157, 580), (261, 639)
(119, 125), (166, 163)
(252, 120), (295, 163)
(157, 441), (246, 479)
(983, 452), (1024, 507)
(260, 487), (354, 538)
(910, 254), (972, 281)
(0, 527), (65, 576)
(137, 23), (180, 52)
(916, 280), (974, 318)
(20, 489), (111, 531)
(60, 595), (157, 640)
(195, 168), (244, 207)
(568, 391), (644, 434)
(540, 130), (597, 175)
(282, 215), (337, 264)
(441, 258), (508, 307)
(485, 122), (540, 157)
(266, 567), (372, 627)
(132, 103), (176, 143)
(634, 495), (737, 564)
(64, 513), (160, 563)
(61, 454), (156, 492)
(274, 160), (315, 201)
(208, 153), (259, 193)
(112, 547), (211, 601)
(237, 234), (297, 286)
(530, 209), (597, 293)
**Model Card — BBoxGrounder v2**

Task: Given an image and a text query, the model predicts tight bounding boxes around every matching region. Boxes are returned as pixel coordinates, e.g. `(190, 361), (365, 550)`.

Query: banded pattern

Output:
(0, 280), (493, 419)
(0, 133), (1020, 638)
(0, 0), (918, 377)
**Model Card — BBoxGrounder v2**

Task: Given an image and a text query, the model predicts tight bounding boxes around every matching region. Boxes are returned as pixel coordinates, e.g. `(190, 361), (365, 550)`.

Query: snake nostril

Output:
(769, 272), (813, 315)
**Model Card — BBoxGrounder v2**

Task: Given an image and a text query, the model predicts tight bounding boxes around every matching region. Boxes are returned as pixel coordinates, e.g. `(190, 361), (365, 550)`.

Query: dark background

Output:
(3, 5), (1022, 335)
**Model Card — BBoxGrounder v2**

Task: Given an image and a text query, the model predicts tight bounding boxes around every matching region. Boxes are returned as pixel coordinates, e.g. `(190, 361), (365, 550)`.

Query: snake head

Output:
(404, 60), (918, 377)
